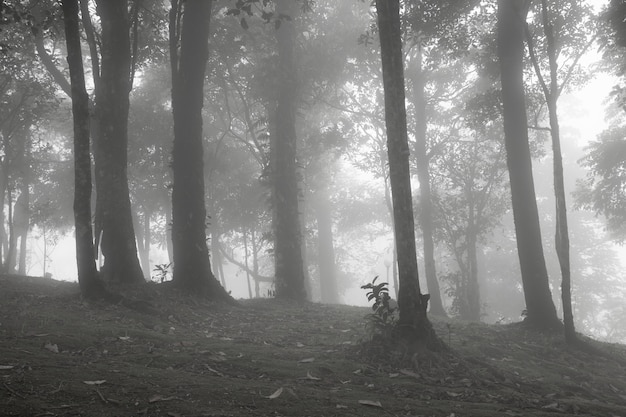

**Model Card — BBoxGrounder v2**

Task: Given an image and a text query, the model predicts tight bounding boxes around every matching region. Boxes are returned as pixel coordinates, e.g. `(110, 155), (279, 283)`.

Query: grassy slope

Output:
(1, 274), (625, 417)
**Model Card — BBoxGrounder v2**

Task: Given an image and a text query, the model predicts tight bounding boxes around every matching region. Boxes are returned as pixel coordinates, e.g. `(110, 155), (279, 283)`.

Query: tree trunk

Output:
(243, 227), (253, 299)
(535, 0), (576, 342)
(314, 191), (339, 304)
(497, 0), (559, 329)
(409, 48), (447, 317)
(376, 0), (440, 349)
(169, 0), (231, 300)
(61, 0), (106, 299)
(271, 0), (306, 300)
(93, 0), (144, 285)
(466, 211), (480, 322)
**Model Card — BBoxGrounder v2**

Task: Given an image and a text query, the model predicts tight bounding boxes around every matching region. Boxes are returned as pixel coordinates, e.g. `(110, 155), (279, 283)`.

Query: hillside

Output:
(1, 274), (625, 417)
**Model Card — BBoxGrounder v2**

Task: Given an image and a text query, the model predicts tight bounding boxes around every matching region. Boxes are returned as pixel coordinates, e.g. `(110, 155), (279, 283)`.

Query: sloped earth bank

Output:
(1, 274), (626, 417)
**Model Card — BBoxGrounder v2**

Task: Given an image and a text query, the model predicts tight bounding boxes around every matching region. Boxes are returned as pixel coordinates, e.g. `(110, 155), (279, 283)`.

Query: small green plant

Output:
(361, 276), (397, 339)
(152, 263), (172, 283)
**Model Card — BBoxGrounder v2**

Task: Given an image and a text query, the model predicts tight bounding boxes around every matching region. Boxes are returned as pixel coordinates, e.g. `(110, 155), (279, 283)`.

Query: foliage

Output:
(360, 276), (397, 339)
(575, 127), (626, 242)
(151, 263), (172, 283)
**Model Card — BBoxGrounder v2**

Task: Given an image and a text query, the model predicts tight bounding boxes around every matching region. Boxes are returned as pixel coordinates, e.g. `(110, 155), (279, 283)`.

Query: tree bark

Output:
(497, 0), (559, 329)
(93, 0), (144, 285)
(314, 191), (339, 304)
(409, 48), (447, 317)
(528, 0), (576, 341)
(169, 0), (231, 300)
(61, 0), (106, 299)
(272, 0), (306, 300)
(376, 0), (440, 349)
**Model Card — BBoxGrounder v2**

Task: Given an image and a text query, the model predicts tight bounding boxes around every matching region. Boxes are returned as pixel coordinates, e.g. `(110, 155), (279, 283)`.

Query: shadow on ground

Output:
(1, 274), (625, 416)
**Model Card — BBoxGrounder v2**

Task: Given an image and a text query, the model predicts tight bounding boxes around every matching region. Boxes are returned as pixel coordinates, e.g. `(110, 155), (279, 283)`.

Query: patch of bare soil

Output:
(1, 274), (625, 417)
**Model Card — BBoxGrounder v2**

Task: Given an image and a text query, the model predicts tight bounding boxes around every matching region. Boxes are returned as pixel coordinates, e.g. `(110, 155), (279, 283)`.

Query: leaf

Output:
(83, 380), (106, 385)
(296, 342), (304, 347)
(148, 395), (176, 403)
(118, 336), (131, 341)
(298, 357), (315, 363)
(266, 387), (283, 399)
(303, 371), (320, 380)
(359, 399), (382, 407)
(0, 365), (15, 370)
(400, 369), (420, 378)
(44, 342), (59, 353)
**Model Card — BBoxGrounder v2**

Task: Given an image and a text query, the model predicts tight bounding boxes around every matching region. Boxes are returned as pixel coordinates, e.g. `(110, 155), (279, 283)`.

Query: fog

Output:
(2, 0), (626, 344)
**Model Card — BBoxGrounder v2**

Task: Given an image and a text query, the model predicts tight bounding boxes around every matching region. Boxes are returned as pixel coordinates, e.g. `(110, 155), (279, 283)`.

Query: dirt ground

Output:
(1, 274), (626, 417)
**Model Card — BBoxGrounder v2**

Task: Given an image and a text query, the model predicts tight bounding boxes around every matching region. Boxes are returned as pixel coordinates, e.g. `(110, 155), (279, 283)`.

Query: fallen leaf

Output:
(44, 342), (59, 354)
(389, 373), (399, 378)
(336, 404), (348, 409)
(400, 369), (420, 378)
(266, 387), (283, 399)
(148, 395), (177, 403)
(446, 391), (462, 398)
(359, 399), (382, 407)
(0, 365), (14, 370)
(298, 357), (315, 363)
(204, 365), (224, 377)
(118, 336), (131, 341)
(301, 371), (321, 380)
(83, 380), (106, 385)
(296, 342), (304, 348)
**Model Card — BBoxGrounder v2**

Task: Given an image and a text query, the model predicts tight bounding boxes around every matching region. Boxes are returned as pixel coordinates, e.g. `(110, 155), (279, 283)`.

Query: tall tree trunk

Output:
(211, 227), (227, 288)
(135, 208), (151, 280)
(272, 0), (306, 300)
(61, 0), (106, 299)
(466, 210), (480, 322)
(252, 228), (260, 298)
(528, 0), (576, 342)
(497, 0), (559, 329)
(17, 146), (30, 275)
(409, 48), (447, 317)
(93, 0), (144, 285)
(243, 227), (253, 299)
(315, 190), (339, 304)
(169, 0), (231, 300)
(376, 0), (440, 349)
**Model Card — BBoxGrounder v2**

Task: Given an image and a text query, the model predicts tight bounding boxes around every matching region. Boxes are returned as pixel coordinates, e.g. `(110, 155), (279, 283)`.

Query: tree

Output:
(496, 0), (560, 329)
(271, 0), (307, 300)
(525, 0), (596, 343)
(61, 0), (106, 299)
(432, 126), (509, 321)
(375, 0), (439, 349)
(90, 0), (144, 285)
(169, 0), (231, 300)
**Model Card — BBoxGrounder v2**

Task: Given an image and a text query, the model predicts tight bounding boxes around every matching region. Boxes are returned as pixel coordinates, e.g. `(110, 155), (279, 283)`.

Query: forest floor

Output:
(1, 275), (626, 417)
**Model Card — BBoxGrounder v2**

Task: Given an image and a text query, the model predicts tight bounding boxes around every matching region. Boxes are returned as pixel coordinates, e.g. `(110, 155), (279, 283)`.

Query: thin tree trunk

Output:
(376, 0), (440, 349)
(252, 228), (260, 298)
(315, 191), (339, 304)
(528, 0), (576, 342)
(409, 48), (447, 317)
(61, 0), (106, 299)
(243, 227), (253, 299)
(497, 0), (559, 329)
